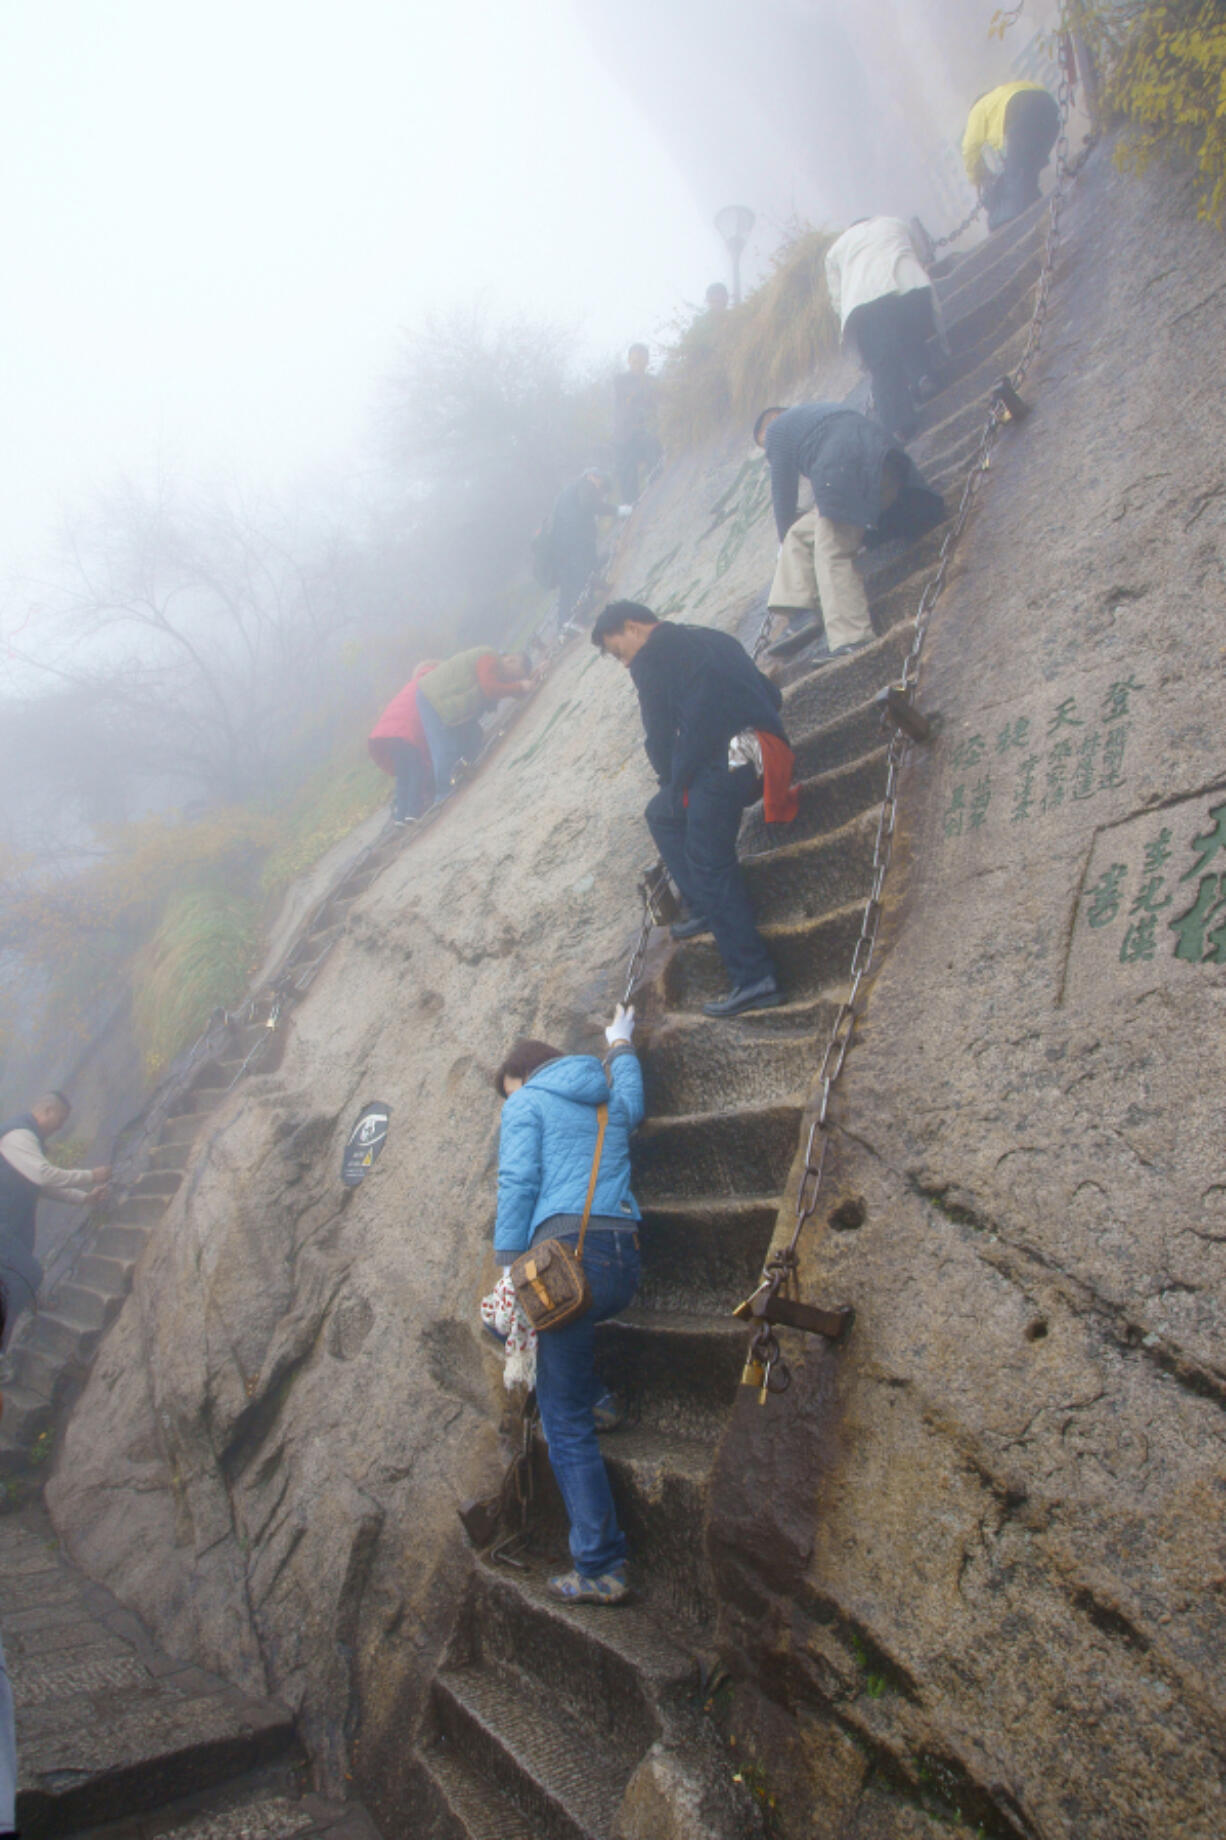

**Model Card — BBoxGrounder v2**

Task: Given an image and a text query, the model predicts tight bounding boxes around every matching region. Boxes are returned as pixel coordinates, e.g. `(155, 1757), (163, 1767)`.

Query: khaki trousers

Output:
(767, 508), (875, 651)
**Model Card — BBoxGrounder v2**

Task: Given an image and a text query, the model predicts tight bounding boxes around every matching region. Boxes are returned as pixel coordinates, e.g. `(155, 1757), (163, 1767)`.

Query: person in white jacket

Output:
(0, 1093), (109, 1347)
(825, 215), (942, 441)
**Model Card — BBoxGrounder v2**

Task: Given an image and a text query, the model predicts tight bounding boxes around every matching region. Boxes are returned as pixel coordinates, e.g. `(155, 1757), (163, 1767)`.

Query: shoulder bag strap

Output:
(575, 1104), (609, 1261)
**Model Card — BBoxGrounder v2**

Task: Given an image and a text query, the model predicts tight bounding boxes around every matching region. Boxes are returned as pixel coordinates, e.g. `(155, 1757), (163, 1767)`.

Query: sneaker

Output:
(821, 638), (873, 664)
(547, 1567), (630, 1605)
(702, 976), (785, 1019)
(593, 1389), (626, 1432)
(670, 913), (711, 941)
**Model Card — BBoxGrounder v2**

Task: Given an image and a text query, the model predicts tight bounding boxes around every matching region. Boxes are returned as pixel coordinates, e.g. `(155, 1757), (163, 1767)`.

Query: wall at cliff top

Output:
(711, 155), (1226, 1837)
(45, 145), (1226, 1840)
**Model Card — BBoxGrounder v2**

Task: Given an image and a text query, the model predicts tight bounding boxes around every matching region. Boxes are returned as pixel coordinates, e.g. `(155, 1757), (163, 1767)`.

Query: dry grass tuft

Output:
(659, 228), (841, 450)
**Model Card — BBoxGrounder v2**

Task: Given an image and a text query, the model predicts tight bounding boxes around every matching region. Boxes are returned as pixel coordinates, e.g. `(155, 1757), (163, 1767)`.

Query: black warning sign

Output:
(341, 1101), (391, 1187)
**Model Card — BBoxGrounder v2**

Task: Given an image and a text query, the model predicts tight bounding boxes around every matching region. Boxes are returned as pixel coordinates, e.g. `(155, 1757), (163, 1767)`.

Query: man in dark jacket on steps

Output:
(592, 602), (799, 1018)
(0, 1093), (109, 1347)
(756, 401), (944, 662)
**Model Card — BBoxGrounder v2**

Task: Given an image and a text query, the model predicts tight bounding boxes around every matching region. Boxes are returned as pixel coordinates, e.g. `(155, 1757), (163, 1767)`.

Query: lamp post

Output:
(714, 205), (756, 306)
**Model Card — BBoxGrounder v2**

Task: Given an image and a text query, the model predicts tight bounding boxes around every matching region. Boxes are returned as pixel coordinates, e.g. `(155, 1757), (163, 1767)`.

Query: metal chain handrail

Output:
(731, 18), (1085, 1399)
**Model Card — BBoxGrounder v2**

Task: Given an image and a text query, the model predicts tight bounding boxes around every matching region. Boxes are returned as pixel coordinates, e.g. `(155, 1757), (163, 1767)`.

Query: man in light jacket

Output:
(0, 1093), (109, 1346)
(825, 215), (942, 442)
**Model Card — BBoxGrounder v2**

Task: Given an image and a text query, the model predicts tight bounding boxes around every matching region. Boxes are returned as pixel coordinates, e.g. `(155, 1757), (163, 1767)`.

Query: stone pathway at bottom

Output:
(1, 1507), (379, 1840)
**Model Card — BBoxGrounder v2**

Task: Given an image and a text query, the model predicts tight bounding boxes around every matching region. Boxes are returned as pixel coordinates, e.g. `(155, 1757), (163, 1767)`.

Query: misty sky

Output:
(0, 0), (722, 574)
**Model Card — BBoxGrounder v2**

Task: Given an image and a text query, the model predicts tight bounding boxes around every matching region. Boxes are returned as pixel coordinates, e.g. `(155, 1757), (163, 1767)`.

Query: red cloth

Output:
(368, 663), (437, 777)
(757, 731), (799, 824)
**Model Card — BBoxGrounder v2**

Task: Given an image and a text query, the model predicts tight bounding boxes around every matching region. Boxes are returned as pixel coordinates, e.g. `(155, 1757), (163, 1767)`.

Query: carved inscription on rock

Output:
(1064, 786), (1226, 1004)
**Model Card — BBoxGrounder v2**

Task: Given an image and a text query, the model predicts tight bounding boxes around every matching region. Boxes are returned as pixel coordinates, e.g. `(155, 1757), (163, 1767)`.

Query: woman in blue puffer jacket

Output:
(492, 1003), (643, 1605)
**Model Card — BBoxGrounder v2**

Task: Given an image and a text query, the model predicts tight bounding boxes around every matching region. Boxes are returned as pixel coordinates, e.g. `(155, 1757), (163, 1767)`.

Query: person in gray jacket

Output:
(756, 401), (945, 661)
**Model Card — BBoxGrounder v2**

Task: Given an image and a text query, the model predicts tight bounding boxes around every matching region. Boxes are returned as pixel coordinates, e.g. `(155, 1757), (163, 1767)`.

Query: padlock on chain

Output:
(740, 1355), (765, 1391)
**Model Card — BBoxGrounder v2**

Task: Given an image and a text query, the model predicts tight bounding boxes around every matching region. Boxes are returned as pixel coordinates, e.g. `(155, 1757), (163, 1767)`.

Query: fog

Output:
(0, 0), (721, 574)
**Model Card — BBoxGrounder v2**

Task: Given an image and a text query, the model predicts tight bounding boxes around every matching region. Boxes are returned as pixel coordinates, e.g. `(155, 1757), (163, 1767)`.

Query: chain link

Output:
(744, 14), (1084, 1392)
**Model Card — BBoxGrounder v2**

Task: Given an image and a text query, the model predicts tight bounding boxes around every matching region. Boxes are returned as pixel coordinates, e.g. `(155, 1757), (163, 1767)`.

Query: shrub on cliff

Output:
(1091, 0), (1226, 226)
(659, 228), (841, 451)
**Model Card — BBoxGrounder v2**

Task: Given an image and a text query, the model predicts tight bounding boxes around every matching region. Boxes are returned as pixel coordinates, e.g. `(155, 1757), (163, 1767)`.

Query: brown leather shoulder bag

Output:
(510, 1104), (608, 1333)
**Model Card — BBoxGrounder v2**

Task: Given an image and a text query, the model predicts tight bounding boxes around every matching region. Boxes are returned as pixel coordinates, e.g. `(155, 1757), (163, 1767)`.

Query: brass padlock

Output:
(741, 1356), (765, 1390)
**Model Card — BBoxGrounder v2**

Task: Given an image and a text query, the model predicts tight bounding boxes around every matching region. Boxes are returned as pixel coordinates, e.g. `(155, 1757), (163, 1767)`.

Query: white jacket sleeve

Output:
(0, 1128), (93, 1202)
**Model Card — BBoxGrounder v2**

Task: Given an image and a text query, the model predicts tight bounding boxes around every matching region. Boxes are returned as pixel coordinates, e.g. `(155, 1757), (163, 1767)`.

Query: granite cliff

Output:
(39, 146), (1226, 1839)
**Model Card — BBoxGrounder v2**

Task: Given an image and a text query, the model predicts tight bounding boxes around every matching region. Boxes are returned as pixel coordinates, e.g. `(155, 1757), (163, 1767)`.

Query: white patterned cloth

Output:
(480, 1272), (537, 1391)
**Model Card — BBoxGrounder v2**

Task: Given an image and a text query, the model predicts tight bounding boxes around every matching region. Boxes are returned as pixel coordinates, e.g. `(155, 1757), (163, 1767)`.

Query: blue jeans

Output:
(646, 760), (775, 988)
(533, 1220), (640, 1577)
(417, 692), (483, 799)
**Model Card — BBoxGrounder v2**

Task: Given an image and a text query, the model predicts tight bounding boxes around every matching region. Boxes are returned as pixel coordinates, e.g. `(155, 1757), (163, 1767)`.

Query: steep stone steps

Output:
(3, 1509), (377, 1840)
(429, 1664), (634, 1840)
(934, 196), (1046, 320)
(415, 1748), (536, 1840)
(595, 1310), (744, 1438)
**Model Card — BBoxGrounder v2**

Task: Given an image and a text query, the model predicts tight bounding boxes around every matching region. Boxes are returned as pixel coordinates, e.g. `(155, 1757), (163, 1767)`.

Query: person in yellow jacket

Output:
(962, 80), (1060, 230)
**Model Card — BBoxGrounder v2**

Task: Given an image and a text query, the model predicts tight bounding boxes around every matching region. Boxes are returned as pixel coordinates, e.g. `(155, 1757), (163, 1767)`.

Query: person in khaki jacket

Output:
(0, 1092), (109, 1346)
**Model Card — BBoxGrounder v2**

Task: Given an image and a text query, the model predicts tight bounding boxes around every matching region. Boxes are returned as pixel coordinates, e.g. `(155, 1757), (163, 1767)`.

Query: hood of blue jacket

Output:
(524, 1054), (610, 1106)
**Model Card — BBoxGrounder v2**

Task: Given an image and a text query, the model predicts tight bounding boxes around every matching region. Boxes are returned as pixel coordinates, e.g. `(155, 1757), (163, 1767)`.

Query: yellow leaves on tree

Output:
(1100, 1), (1226, 227)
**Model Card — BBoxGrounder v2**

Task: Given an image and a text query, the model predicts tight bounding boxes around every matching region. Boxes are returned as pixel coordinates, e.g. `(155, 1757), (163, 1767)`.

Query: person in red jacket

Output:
(368, 660), (439, 823)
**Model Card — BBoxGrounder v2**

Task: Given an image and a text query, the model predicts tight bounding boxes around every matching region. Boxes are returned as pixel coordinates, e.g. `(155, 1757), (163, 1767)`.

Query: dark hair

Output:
(493, 1038), (564, 1098)
(753, 407), (787, 444)
(590, 600), (658, 650)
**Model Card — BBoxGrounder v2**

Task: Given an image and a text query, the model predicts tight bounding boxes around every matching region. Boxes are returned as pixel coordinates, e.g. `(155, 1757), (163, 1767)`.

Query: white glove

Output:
(605, 1003), (635, 1046)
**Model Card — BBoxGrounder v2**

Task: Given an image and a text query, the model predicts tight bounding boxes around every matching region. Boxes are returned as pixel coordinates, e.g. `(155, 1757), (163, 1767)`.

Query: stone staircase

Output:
(0, 840), (400, 1475)
(406, 197), (1055, 1839)
(3, 1507), (379, 1840)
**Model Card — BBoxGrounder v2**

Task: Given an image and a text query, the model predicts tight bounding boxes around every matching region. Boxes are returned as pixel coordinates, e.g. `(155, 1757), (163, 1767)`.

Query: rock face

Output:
(710, 157), (1226, 1836)
(43, 145), (1226, 1840)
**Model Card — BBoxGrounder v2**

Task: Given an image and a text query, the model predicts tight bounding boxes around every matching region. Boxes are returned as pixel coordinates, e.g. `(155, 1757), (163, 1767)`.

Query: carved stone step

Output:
(664, 904), (863, 1010)
(636, 1195), (780, 1314)
(94, 1223), (152, 1262)
(159, 1109), (207, 1147)
(148, 1143), (190, 1175)
(789, 696), (887, 780)
(0, 1384), (52, 1448)
(740, 750), (889, 859)
(24, 1309), (100, 1363)
(414, 1746), (536, 1840)
(76, 1251), (136, 1292)
(933, 195), (1046, 318)
(15, 1344), (63, 1404)
(642, 1009), (825, 1115)
(103, 1195), (164, 1228)
(430, 1662), (632, 1840)
(130, 1171), (182, 1200)
(54, 1281), (124, 1332)
(458, 1561), (691, 1750)
(634, 1103), (802, 1200)
(742, 806), (878, 925)
(781, 624), (914, 737)
(594, 1310), (746, 1434)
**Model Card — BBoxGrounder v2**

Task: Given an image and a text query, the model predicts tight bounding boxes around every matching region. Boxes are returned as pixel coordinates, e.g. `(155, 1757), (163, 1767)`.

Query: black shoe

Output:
(825, 638), (874, 661)
(670, 913), (711, 940)
(702, 977), (785, 1018)
(767, 618), (825, 660)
